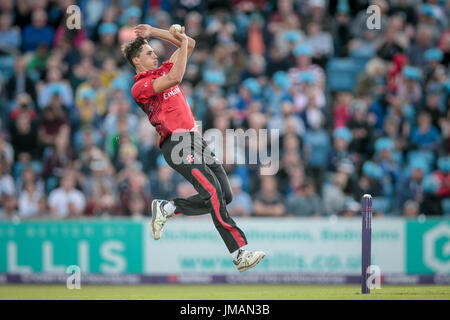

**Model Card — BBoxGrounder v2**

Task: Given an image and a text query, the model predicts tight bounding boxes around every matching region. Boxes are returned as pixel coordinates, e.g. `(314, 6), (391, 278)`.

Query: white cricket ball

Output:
(171, 24), (182, 33)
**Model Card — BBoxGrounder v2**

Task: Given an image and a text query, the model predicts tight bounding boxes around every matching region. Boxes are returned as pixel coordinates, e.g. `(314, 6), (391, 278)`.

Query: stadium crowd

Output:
(0, 0), (449, 220)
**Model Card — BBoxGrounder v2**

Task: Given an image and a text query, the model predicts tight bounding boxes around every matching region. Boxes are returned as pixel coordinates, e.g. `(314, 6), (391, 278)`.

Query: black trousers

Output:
(161, 132), (248, 253)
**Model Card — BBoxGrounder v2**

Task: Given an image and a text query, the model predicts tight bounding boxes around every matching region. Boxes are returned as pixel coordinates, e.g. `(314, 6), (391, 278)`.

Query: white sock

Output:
(231, 248), (245, 261)
(163, 201), (176, 215)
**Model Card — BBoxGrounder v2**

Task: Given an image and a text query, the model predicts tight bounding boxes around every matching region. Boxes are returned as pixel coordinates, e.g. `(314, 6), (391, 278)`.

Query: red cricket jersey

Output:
(131, 61), (198, 146)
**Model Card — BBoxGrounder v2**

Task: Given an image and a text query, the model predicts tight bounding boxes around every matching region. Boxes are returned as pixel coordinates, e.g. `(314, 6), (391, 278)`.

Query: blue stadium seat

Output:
(327, 58), (366, 92)
(350, 46), (375, 70)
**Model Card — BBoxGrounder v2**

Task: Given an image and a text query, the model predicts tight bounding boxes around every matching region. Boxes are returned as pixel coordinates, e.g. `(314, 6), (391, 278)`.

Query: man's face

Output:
(134, 44), (159, 71)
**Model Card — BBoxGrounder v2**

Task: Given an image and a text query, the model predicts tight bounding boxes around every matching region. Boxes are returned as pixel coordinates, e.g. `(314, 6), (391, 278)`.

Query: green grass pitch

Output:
(1, 284), (449, 300)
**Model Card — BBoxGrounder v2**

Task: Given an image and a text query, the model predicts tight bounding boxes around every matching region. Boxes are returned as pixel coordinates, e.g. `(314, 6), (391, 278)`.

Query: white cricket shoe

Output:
(233, 250), (266, 272)
(151, 199), (172, 240)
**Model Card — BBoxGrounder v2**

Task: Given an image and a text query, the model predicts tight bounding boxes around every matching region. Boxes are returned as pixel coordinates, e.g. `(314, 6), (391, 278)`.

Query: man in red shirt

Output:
(121, 24), (265, 272)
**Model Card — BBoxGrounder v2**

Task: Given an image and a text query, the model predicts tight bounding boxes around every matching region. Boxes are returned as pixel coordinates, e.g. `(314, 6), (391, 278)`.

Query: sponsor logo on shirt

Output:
(186, 154), (195, 163)
(163, 86), (181, 100)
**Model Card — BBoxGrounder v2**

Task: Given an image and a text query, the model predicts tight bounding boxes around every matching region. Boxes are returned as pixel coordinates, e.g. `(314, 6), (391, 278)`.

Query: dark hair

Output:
(121, 36), (148, 70)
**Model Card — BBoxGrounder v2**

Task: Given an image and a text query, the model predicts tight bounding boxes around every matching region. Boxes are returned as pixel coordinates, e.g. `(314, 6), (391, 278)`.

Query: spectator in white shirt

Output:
(18, 181), (43, 218)
(0, 159), (15, 204)
(48, 172), (86, 219)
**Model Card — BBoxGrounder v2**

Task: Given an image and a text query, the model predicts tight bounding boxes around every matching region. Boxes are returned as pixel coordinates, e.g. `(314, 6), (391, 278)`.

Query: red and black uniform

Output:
(131, 61), (247, 253)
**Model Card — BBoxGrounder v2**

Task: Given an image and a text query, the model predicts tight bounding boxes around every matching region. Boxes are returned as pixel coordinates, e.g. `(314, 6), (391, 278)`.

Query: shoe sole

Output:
(151, 200), (160, 240)
(238, 252), (266, 273)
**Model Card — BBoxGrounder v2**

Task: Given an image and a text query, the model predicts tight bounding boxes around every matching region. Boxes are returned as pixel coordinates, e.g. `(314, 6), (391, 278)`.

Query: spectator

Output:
(119, 174), (151, 217)
(0, 159), (15, 209)
(5, 56), (37, 105)
(354, 161), (384, 200)
(411, 111), (440, 150)
(303, 110), (330, 182)
(286, 179), (323, 217)
(253, 175), (285, 217)
(227, 175), (252, 217)
(0, 195), (18, 220)
(288, 43), (325, 90)
(0, 13), (21, 54)
(38, 103), (70, 149)
(323, 171), (350, 216)
(403, 200), (420, 218)
(347, 99), (374, 157)
(22, 9), (54, 52)
(13, 0), (31, 29)
(9, 112), (39, 161)
(340, 199), (361, 218)
(420, 173), (443, 216)
(422, 91), (444, 129)
(302, 0), (333, 33)
(18, 180), (43, 219)
(397, 159), (427, 211)
(304, 21), (333, 68)
(397, 66), (423, 105)
(331, 3), (351, 57)
(42, 130), (75, 192)
(333, 92), (353, 129)
(88, 179), (117, 217)
(0, 133), (14, 169)
(16, 166), (44, 196)
(150, 155), (179, 201)
(38, 68), (74, 110)
(8, 93), (37, 122)
(118, 6), (142, 45)
(48, 171), (86, 219)
(435, 156), (450, 198)
(26, 43), (50, 81)
(328, 127), (356, 172)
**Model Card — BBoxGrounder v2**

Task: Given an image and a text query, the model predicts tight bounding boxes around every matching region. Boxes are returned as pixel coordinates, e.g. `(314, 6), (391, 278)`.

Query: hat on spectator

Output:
(420, 4), (435, 17)
(204, 70), (225, 85)
(337, 0), (350, 14)
(242, 78), (261, 96)
(402, 66), (421, 80)
(110, 77), (129, 92)
(99, 23), (118, 36)
(362, 161), (383, 179)
(375, 137), (394, 153)
(122, 6), (142, 21)
(79, 88), (96, 101)
(409, 157), (428, 173)
(422, 174), (440, 193)
(298, 71), (316, 84)
(294, 44), (313, 57)
(438, 156), (450, 173)
(229, 175), (243, 188)
(284, 31), (301, 43)
(424, 48), (443, 62)
(272, 71), (291, 90)
(333, 127), (352, 142)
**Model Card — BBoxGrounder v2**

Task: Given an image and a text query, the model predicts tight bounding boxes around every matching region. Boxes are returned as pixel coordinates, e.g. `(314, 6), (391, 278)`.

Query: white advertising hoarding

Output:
(144, 217), (405, 274)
